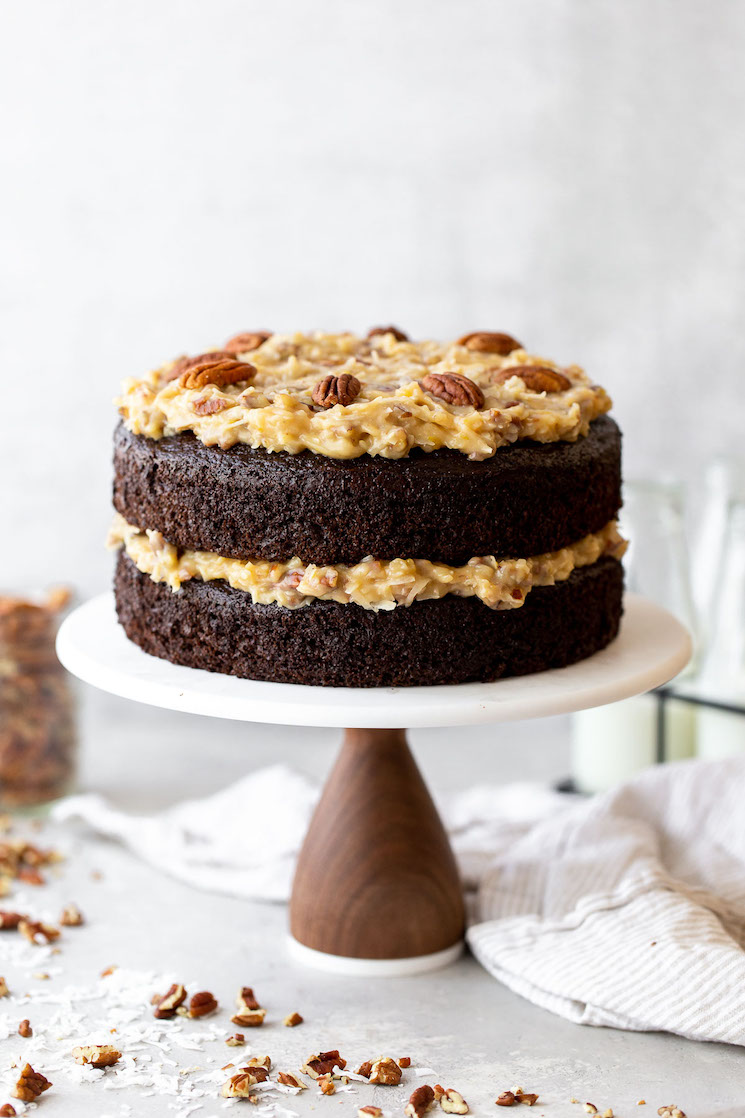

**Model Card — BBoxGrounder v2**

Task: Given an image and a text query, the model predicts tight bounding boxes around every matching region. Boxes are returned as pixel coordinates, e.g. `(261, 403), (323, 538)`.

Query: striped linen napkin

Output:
(55, 756), (745, 1045)
(461, 755), (745, 1046)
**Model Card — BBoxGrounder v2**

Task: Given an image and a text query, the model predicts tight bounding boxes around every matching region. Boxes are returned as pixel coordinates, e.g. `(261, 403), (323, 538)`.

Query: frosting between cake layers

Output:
(116, 331), (612, 461)
(108, 514), (627, 612)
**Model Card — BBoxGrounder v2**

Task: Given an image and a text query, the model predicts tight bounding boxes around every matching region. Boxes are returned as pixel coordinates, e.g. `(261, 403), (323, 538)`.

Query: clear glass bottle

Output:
(0, 588), (77, 808)
(571, 480), (697, 793)
(696, 500), (745, 759)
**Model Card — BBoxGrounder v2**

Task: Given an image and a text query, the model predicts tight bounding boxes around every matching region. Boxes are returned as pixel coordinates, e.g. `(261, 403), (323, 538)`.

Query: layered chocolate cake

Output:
(110, 328), (625, 687)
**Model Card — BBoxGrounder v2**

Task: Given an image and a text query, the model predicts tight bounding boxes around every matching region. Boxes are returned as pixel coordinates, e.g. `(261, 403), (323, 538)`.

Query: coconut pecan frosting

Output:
(116, 328), (611, 460)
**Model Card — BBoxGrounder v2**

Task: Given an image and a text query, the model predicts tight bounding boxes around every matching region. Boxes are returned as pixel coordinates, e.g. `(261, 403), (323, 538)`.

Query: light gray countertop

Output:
(0, 687), (740, 1117)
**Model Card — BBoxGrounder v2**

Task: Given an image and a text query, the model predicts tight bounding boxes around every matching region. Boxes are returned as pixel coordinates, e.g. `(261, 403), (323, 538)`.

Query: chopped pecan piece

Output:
(231, 985), (266, 1027)
(367, 325), (409, 342)
(399, 1057), (412, 1068)
(278, 1072), (306, 1090)
(226, 1034), (245, 1046)
(302, 1050), (346, 1078)
(439, 1088), (469, 1114)
(312, 373), (361, 408)
(357, 1061), (373, 1078)
(189, 990), (218, 1018)
(0, 1105), (15, 1116)
(18, 919), (59, 945)
(153, 983), (187, 1019)
(406, 1085), (435, 1118)
(318, 1075), (336, 1095)
(283, 1011), (303, 1026)
(60, 904), (84, 927)
(496, 1093), (517, 1107)
(165, 351), (235, 381)
(72, 1044), (121, 1068)
(179, 358), (256, 391)
(192, 396), (233, 415)
(515, 1091), (538, 1106)
(493, 364), (570, 393)
(370, 1056), (403, 1085)
(101, 965), (118, 977)
(420, 372), (484, 408)
(17, 868), (44, 886)
(238, 1066), (269, 1084)
(457, 331), (522, 355)
(12, 1064), (51, 1102)
(0, 977), (8, 997)
(0, 911), (24, 930)
(245, 1056), (271, 1069)
(359, 1108), (383, 1118)
(657, 1109), (685, 1118)
(224, 331), (273, 355)
(18, 1020), (31, 1038)
(221, 1072), (255, 1099)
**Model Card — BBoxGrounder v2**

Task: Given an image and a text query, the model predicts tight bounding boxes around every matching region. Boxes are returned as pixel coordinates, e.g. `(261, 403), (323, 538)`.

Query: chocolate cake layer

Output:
(114, 550), (624, 688)
(113, 417), (622, 565)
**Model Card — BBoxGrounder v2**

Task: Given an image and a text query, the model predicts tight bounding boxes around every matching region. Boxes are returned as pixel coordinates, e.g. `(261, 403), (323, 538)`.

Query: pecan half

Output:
(369, 1056), (402, 1085)
(456, 331), (522, 354)
(367, 325), (409, 342)
(179, 359), (256, 391)
(420, 372), (484, 408)
(153, 983), (187, 1019)
(12, 1064), (51, 1102)
(406, 1085), (435, 1118)
(189, 991), (218, 1017)
(72, 1044), (121, 1068)
(278, 1072), (307, 1090)
(312, 373), (361, 408)
(493, 365), (570, 393)
(165, 351), (236, 382)
(224, 331), (273, 355)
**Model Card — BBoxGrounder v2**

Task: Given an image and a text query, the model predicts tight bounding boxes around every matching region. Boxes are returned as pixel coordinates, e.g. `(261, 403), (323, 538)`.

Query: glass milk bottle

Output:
(696, 501), (745, 759)
(571, 480), (697, 793)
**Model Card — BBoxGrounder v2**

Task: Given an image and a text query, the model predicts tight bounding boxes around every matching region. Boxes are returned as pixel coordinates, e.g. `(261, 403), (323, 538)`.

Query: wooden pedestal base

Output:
(289, 728), (465, 965)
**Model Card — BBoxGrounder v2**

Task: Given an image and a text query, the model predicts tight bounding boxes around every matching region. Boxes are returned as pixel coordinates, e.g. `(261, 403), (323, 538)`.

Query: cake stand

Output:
(57, 592), (690, 976)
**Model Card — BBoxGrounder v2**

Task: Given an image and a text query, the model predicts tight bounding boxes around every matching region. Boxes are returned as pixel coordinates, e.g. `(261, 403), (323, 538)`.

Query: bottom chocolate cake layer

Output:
(114, 551), (624, 688)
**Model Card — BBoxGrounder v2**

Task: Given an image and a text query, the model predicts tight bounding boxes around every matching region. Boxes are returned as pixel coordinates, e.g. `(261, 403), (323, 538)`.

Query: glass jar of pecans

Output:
(0, 588), (77, 809)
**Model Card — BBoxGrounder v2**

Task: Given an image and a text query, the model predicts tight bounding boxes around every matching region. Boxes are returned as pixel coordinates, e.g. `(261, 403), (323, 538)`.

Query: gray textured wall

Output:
(2, 0), (744, 592)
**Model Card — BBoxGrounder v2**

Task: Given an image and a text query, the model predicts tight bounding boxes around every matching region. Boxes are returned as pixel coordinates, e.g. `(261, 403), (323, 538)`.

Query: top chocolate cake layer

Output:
(113, 416), (622, 566)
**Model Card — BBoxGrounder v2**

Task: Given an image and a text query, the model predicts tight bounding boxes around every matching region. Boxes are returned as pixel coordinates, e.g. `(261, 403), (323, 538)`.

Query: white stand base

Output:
(287, 935), (464, 976)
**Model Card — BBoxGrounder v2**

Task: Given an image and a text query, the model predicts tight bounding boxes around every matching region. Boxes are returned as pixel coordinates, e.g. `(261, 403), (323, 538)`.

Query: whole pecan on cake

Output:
(164, 351), (235, 382)
(367, 325), (409, 342)
(420, 372), (484, 408)
(456, 331), (522, 354)
(493, 364), (570, 393)
(223, 331), (273, 355)
(179, 358), (256, 391)
(312, 373), (361, 408)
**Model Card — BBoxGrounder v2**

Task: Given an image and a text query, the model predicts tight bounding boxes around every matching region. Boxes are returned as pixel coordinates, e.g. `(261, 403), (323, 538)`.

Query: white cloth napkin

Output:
(54, 756), (745, 1047)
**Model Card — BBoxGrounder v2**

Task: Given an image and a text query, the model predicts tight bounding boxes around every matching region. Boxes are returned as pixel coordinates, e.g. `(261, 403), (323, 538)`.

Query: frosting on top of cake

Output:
(109, 513), (626, 612)
(116, 329), (612, 460)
